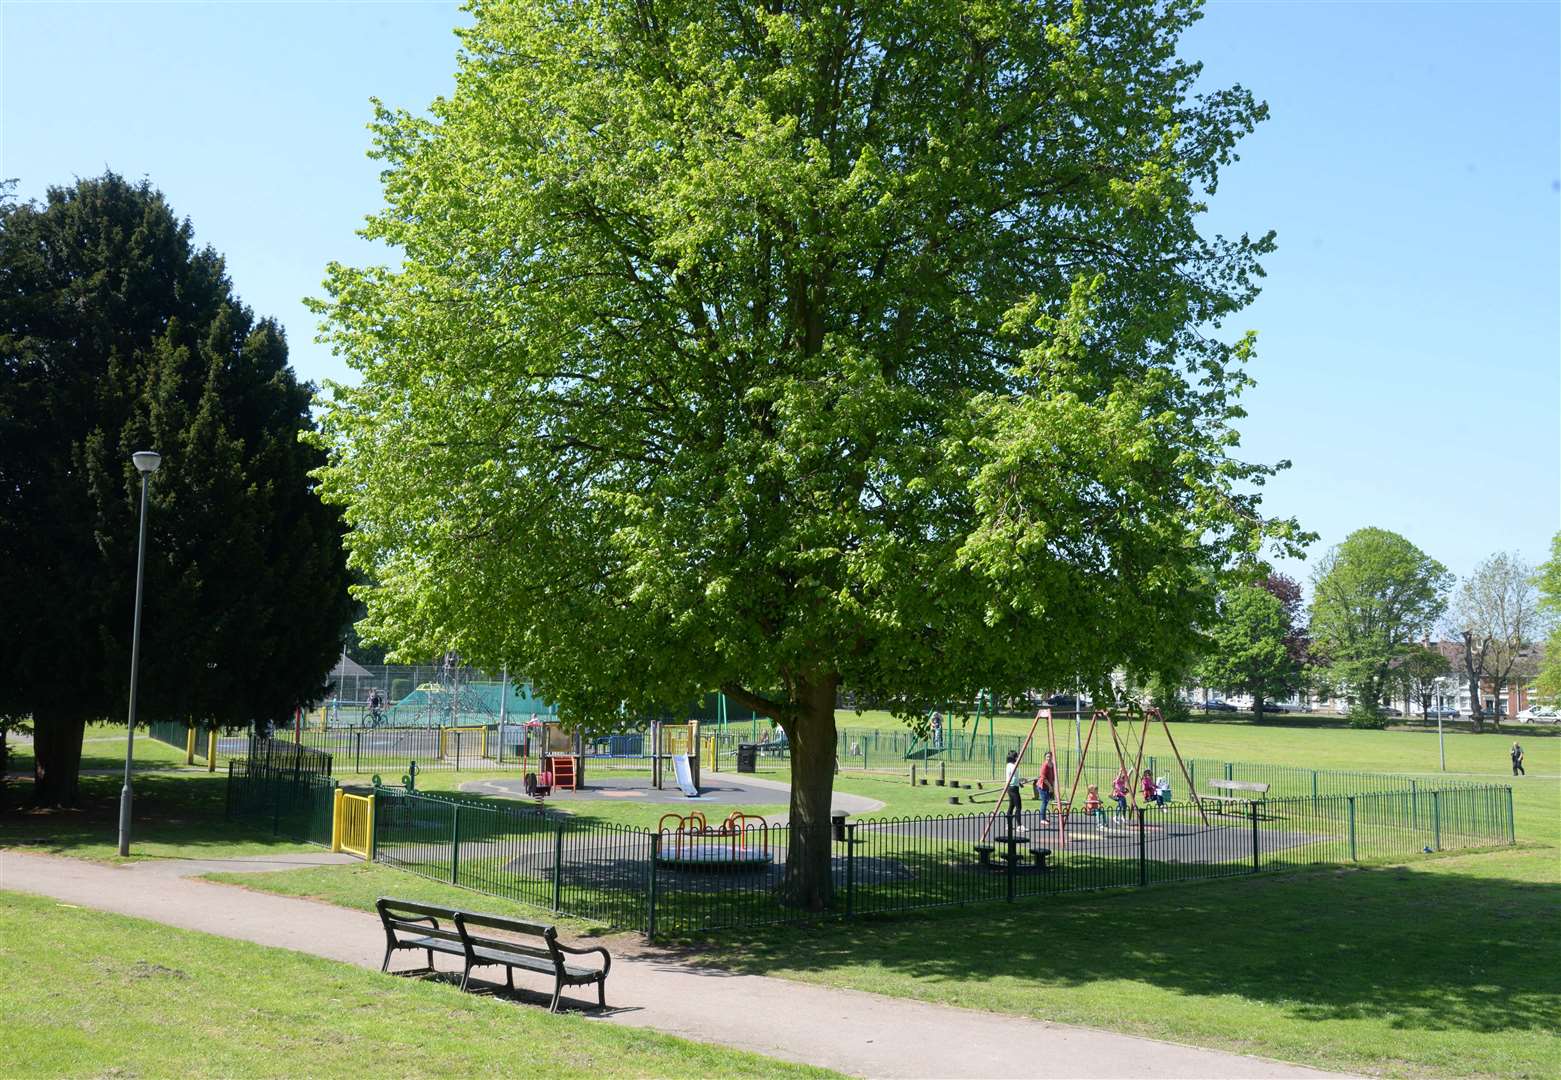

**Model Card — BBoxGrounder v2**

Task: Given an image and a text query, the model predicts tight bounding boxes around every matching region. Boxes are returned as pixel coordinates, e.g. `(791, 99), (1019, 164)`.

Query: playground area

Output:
(459, 771), (884, 815)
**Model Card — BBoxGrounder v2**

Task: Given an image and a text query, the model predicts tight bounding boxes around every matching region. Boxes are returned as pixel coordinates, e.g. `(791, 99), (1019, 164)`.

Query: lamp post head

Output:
(132, 451), (162, 474)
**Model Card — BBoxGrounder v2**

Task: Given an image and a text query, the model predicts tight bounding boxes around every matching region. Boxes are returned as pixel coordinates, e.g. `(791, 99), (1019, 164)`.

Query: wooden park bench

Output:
(1205, 779), (1269, 815)
(375, 897), (611, 1012)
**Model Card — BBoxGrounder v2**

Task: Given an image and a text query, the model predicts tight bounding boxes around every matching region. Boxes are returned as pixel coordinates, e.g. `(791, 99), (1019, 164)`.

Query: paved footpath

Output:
(2, 850), (1346, 1079)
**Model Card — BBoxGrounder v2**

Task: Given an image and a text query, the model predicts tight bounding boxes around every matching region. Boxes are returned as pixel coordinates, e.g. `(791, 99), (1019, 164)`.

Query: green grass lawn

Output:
(0, 890), (831, 1079)
(0, 770), (316, 861)
(686, 718), (1561, 1079)
(202, 859), (617, 940)
(6, 722), (191, 773)
(12, 718), (1555, 1077)
(703, 848), (1559, 1079)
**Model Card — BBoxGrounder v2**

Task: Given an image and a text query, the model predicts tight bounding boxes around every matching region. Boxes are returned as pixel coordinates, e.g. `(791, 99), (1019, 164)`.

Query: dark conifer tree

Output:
(0, 174), (351, 805)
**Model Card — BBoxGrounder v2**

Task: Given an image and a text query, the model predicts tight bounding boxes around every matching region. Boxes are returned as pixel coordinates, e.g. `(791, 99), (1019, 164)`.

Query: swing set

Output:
(979, 704), (1208, 845)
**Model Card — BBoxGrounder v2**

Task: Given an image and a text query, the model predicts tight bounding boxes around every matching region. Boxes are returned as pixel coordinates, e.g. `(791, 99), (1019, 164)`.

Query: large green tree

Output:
(1310, 529), (1450, 723)
(1197, 576), (1304, 721)
(0, 174), (352, 805)
(314, 0), (1301, 906)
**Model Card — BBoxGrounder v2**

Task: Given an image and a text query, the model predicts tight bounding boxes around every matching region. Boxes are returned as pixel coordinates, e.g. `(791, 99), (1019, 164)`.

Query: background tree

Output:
(1444, 552), (1540, 731)
(1197, 578), (1303, 721)
(1395, 643), (1453, 721)
(314, 0), (1303, 906)
(1309, 528), (1450, 725)
(0, 174), (352, 805)
(1534, 533), (1561, 699)
(1261, 572), (1312, 677)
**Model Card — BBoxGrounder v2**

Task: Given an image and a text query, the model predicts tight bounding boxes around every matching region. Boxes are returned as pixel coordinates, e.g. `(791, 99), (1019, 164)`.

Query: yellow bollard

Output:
(207, 729), (217, 772)
(365, 793), (377, 861)
(331, 789), (345, 853)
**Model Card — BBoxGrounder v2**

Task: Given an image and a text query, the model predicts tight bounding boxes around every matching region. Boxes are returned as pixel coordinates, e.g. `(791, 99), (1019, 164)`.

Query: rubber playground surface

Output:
(861, 808), (1328, 864)
(460, 772), (886, 815)
(464, 773), (785, 805)
(404, 803), (1328, 906)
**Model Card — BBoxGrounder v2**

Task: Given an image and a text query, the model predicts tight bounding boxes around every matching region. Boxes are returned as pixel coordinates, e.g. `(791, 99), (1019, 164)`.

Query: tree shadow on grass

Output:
(699, 863), (1561, 1037)
(0, 772), (303, 855)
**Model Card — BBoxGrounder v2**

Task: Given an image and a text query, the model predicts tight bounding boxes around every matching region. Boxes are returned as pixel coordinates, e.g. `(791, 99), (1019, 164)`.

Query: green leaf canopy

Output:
(314, 0), (1300, 733)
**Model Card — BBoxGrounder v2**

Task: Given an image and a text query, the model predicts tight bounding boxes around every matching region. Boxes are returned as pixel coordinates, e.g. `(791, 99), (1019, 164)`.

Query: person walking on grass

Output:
(1004, 750), (1026, 833)
(1511, 742), (1526, 776)
(1036, 750), (1057, 827)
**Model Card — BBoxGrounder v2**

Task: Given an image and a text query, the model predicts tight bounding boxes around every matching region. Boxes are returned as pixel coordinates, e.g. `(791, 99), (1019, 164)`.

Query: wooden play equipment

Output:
(518, 715), (580, 793)
(651, 719), (701, 793)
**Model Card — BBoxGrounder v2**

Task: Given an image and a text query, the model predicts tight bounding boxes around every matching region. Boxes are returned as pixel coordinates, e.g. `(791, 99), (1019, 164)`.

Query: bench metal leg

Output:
(459, 962), (472, 992)
(549, 982), (563, 1013)
(426, 949), (434, 972)
(597, 978), (606, 1010)
(505, 966), (514, 993)
(381, 947), (393, 973)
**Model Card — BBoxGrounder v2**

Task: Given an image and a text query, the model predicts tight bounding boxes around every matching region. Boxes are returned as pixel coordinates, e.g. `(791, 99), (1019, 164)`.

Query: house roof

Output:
(331, 655), (372, 680)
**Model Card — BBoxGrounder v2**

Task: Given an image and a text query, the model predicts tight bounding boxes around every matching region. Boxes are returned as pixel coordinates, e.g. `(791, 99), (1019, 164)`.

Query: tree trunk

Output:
(782, 676), (839, 912)
(32, 711), (87, 807)
(1252, 681), (1265, 723)
(1461, 632), (1484, 733)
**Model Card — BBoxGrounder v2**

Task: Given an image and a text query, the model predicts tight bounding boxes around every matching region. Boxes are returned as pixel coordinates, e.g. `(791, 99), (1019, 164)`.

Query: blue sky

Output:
(3, 1), (1557, 590)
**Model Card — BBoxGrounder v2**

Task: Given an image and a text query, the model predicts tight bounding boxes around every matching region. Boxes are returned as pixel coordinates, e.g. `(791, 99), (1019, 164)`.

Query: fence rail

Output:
(221, 732), (1514, 940)
(225, 757), (337, 846)
(353, 781), (1514, 938)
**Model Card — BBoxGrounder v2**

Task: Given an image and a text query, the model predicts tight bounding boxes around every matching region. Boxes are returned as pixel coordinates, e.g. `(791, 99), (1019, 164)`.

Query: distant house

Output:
(1415, 640), (1540, 717)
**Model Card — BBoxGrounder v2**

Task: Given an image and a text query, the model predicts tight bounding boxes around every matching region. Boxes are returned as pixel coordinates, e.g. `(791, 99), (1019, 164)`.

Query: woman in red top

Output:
(1035, 751), (1057, 826)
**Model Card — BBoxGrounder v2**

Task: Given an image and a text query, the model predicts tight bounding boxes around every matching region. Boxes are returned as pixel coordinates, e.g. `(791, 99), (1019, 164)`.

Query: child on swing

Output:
(1084, 784), (1106, 831)
(1110, 767), (1130, 822)
(1139, 769), (1157, 810)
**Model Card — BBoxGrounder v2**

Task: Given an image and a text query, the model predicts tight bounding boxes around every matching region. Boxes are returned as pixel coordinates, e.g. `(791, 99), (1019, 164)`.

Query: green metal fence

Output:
(225, 756), (338, 846)
(353, 780), (1513, 938)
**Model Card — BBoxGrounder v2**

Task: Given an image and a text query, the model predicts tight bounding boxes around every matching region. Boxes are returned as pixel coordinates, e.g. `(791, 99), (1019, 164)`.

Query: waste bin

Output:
(736, 744), (758, 773)
(831, 812), (848, 842)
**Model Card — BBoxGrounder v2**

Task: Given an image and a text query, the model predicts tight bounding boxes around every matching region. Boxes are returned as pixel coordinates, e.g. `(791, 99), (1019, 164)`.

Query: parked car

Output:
(1516, 706), (1557, 723)
(1424, 707), (1460, 719)
(1257, 701), (1287, 714)
(1378, 706), (1403, 718)
(1045, 694), (1083, 710)
(1202, 699), (1238, 712)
